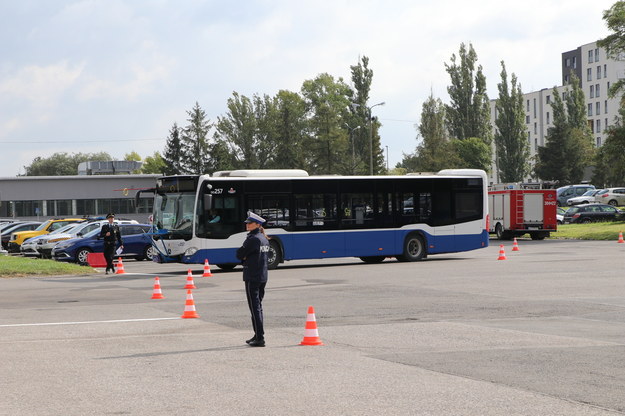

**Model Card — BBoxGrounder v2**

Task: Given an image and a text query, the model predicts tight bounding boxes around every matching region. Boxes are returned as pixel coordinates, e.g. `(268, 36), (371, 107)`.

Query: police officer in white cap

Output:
(236, 211), (270, 347)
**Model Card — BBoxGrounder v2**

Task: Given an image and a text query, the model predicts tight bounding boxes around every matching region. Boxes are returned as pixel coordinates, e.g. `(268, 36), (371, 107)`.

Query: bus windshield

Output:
(154, 192), (196, 238)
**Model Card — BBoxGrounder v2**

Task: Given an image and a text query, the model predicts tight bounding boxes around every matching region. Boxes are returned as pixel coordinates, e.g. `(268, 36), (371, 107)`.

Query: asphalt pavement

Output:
(1, 239), (625, 415)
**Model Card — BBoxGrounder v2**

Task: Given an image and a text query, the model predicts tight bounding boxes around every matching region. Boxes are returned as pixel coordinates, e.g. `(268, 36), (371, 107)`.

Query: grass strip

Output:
(552, 221), (625, 240)
(0, 256), (96, 278)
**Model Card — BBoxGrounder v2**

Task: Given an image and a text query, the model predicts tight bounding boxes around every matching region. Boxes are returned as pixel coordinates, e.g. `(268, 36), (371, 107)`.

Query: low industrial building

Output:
(0, 174), (161, 222)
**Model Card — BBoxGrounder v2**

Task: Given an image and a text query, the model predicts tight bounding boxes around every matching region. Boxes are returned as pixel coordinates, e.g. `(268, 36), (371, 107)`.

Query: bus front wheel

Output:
(267, 239), (282, 270)
(397, 234), (426, 262)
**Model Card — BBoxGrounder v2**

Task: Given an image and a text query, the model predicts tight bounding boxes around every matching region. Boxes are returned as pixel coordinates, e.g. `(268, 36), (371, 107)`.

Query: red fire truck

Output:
(488, 184), (558, 240)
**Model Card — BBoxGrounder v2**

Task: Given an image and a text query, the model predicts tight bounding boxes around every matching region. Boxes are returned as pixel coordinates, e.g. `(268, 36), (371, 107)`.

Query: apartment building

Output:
(489, 41), (625, 184)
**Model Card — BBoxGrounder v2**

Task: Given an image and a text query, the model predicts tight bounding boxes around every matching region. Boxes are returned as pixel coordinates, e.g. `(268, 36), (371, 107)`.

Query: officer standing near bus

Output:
(236, 212), (269, 347)
(100, 213), (123, 275)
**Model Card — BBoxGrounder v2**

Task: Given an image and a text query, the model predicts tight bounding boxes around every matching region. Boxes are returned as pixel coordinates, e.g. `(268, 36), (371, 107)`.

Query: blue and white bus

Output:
(143, 169), (489, 269)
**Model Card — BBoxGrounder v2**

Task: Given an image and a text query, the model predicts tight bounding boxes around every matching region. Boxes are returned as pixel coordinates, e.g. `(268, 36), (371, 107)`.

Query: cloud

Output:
(0, 61), (83, 107)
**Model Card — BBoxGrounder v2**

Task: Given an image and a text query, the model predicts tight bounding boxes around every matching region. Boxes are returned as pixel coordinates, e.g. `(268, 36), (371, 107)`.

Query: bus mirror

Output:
(204, 194), (212, 211)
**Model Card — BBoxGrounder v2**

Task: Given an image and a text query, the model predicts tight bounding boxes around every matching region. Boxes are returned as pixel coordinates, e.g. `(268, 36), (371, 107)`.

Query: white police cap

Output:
(244, 212), (266, 224)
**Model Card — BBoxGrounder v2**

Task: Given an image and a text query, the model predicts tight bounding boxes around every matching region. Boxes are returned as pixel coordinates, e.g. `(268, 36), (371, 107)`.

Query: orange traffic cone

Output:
(512, 238), (520, 251)
(618, 231), (624, 243)
(151, 276), (165, 299)
(181, 289), (200, 319)
(497, 245), (507, 260)
(202, 259), (213, 277)
(300, 306), (324, 346)
(184, 269), (196, 289)
(115, 257), (126, 274)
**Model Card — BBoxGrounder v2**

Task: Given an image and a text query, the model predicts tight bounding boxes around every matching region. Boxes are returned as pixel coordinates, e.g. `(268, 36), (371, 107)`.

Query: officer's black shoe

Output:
(248, 339), (265, 347)
(245, 336), (256, 345)
(105, 268), (109, 275)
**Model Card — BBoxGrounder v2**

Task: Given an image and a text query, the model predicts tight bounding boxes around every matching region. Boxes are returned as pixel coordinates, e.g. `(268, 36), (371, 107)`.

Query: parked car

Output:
(52, 224), (153, 264)
(556, 207), (565, 225)
(8, 218), (84, 252)
(566, 189), (606, 206)
(562, 203), (625, 224)
(20, 223), (80, 257)
(36, 219), (138, 258)
(556, 184), (595, 207)
(0, 221), (41, 250)
(594, 187), (625, 207)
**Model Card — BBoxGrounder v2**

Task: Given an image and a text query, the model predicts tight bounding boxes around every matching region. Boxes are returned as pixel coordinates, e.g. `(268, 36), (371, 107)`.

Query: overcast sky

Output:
(0, 0), (615, 177)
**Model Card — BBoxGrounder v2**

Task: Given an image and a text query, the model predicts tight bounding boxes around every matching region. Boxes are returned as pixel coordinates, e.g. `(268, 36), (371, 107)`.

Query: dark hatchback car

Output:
(52, 224), (154, 264)
(563, 203), (625, 224)
(0, 221), (41, 250)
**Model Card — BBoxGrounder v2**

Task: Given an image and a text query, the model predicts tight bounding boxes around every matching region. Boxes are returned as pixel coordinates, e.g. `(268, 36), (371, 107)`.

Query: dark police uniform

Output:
(99, 218), (123, 274)
(236, 213), (269, 347)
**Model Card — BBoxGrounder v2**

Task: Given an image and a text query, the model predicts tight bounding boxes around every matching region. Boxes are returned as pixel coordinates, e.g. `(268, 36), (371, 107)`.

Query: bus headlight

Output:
(184, 247), (198, 256)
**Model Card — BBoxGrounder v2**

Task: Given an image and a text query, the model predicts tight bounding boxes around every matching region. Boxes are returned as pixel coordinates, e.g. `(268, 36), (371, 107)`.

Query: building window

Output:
(546, 112), (550, 124)
(604, 64), (607, 78)
(587, 68), (592, 81)
(596, 84), (600, 98)
(588, 50), (594, 63)
(533, 98), (536, 118)
(528, 131), (531, 143)
(590, 85), (594, 98)
(595, 48), (599, 62)
(596, 102), (601, 115)
(597, 137), (602, 147)
(605, 100), (608, 113)
(526, 115), (530, 124)
(588, 103), (593, 116)
(597, 66), (602, 78)
(565, 57), (571, 67)
(572, 56), (577, 68)
(526, 99), (530, 112)
(534, 122), (537, 134)
(596, 119), (601, 132)
(546, 95), (551, 104)
(591, 121), (595, 133)
(606, 118), (609, 130)
(534, 138), (538, 150)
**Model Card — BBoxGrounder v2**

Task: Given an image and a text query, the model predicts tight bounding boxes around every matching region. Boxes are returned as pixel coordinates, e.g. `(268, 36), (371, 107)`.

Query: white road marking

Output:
(0, 317), (181, 328)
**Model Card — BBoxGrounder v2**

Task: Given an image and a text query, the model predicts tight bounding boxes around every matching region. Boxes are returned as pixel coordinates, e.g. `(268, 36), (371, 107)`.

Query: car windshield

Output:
(50, 223), (80, 235)
(34, 220), (52, 231)
(566, 207), (580, 215)
(154, 192), (196, 237)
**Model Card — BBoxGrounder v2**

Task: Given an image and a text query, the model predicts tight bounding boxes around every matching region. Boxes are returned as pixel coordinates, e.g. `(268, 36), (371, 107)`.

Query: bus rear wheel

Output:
(397, 234), (426, 262)
(267, 239), (282, 270)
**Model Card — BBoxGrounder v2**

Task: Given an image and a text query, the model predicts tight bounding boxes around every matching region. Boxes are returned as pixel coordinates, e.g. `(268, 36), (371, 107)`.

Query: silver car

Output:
(594, 188), (625, 207)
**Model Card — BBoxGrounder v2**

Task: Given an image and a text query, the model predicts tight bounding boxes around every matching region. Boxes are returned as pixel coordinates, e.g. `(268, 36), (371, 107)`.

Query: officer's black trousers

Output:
(245, 281), (266, 340)
(103, 243), (116, 272)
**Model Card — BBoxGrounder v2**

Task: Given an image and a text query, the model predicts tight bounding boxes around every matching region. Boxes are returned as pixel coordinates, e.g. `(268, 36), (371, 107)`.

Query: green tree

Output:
(445, 43), (492, 169)
(301, 73), (352, 174)
(24, 152), (111, 176)
(268, 90), (308, 170)
(598, 1), (625, 100)
(142, 151), (166, 174)
(535, 87), (569, 182)
(215, 92), (264, 170)
(451, 137), (491, 171)
(349, 56), (384, 175)
(400, 93), (455, 172)
(163, 123), (184, 175)
(594, 114), (625, 186)
(494, 61), (529, 182)
(181, 102), (212, 174)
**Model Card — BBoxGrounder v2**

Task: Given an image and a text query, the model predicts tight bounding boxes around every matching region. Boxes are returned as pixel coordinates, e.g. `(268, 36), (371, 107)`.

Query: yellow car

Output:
(8, 218), (84, 253)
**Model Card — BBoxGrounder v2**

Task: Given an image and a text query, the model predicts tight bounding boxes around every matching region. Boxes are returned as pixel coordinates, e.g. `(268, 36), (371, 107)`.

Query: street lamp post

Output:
(367, 102), (385, 175)
(344, 123), (361, 175)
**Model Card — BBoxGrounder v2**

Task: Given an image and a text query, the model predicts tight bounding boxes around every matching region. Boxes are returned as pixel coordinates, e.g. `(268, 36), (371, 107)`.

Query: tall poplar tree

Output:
(535, 87), (569, 182)
(445, 43), (492, 169)
(349, 56), (384, 174)
(494, 61), (529, 182)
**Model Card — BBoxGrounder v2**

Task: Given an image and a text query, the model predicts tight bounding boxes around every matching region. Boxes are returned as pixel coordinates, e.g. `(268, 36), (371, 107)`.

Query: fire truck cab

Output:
(488, 183), (558, 240)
